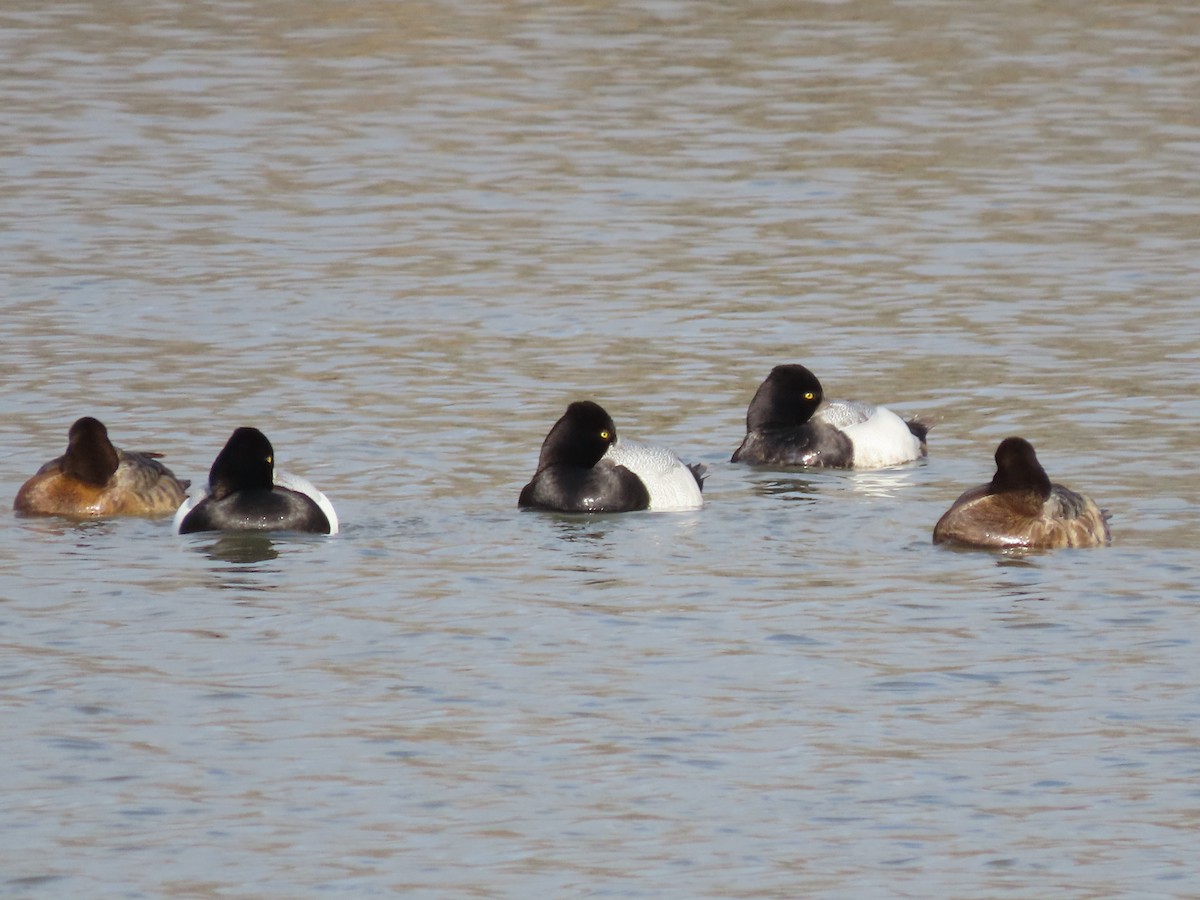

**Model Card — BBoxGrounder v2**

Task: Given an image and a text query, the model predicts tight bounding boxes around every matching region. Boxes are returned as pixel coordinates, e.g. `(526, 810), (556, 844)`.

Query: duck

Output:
(173, 427), (338, 535)
(13, 416), (190, 518)
(731, 364), (929, 469)
(933, 437), (1111, 549)
(519, 400), (705, 512)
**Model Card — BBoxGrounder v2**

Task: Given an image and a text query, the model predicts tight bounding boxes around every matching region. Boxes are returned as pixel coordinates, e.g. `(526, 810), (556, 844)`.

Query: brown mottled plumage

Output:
(933, 437), (1110, 550)
(14, 417), (189, 519)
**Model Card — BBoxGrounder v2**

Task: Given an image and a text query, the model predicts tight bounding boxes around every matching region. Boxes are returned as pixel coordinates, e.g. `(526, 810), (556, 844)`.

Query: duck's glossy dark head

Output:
(991, 437), (1052, 499)
(745, 364), (824, 431)
(535, 401), (619, 470)
(63, 416), (120, 486)
(209, 427), (275, 500)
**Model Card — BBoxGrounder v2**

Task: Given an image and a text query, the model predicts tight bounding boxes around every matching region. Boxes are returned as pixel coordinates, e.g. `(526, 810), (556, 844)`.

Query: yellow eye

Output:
(804, 392), (814, 400)
(266, 455), (273, 464)
(600, 430), (610, 440)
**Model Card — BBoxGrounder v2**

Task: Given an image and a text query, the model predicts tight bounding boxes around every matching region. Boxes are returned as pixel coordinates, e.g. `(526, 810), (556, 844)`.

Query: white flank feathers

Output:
(838, 406), (922, 469)
(604, 438), (703, 511)
(171, 489), (205, 534)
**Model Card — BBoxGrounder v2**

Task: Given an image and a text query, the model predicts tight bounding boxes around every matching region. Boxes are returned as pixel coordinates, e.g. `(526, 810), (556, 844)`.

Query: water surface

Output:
(2, 0), (1199, 896)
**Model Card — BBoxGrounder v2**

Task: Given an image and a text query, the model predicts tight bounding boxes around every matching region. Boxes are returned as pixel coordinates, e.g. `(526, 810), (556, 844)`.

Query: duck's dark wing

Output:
(1044, 484), (1111, 547)
(1046, 484), (1093, 520)
(115, 449), (190, 492)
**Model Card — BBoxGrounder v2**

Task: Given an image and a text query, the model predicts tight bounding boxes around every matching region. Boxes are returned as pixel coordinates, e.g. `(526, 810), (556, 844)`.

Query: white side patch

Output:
(171, 487), (208, 535)
(840, 406), (922, 469)
(604, 438), (703, 511)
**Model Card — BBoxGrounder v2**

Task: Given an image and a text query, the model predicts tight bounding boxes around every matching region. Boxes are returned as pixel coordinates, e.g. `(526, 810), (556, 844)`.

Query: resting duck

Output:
(519, 401), (704, 512)
(174, 427), (338, 534)
(933, 437), (1111, 549)
(732, 364), (929, 469)
(14, 417), (189, 518)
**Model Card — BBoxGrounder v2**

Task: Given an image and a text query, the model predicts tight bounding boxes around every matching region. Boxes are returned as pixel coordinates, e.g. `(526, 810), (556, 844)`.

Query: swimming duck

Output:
(519, 401), (705, 512)
(173, 427), (338, 535)
(933, 437), (1110, 549)
(731, 364), (929, 469)
(13, 416), (190, 518)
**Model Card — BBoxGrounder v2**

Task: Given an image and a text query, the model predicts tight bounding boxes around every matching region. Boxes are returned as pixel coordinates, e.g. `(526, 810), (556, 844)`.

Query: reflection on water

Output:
(547, 516), (621, 543)
(11, 516), (120, 541)
(846, 469), (923, 499)
(2, 0), (1200, 895)
(746, 466), (920, 502)
(747, 473), (825, 501)
(195, 532), (281, 566)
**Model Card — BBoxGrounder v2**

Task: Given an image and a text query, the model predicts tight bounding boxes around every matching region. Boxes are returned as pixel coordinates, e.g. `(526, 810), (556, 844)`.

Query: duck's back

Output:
(814, 398), (876, 429)
(111, 450), (191, 514)
(1042, 485), (1111, 547)
(177, 486), (331, 534)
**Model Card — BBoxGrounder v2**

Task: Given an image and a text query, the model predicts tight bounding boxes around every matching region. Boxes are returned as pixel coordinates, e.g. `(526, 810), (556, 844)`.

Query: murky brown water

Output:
(3, 0), (1199, 895)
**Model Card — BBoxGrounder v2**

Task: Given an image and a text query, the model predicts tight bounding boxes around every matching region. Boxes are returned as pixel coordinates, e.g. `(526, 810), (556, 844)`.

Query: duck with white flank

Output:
(520, 401), (704, 513)
(732, 364), (929, 469)
(174, 427), (338, 535)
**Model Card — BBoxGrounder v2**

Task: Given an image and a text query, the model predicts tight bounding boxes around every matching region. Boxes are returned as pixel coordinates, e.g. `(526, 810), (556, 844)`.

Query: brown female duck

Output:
(933, 437), (1110, 550)
(14, 417), (189, 519)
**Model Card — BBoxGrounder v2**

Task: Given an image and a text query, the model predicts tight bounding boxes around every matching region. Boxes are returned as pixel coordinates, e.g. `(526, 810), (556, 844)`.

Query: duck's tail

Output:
(905, 416), (936, 445)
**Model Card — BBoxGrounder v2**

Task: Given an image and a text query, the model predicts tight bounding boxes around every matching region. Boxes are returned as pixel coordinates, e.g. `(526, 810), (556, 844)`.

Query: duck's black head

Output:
(536, 401), (619, 470)
(63, 416), (120, 486)
(991, 437), (1052, 500)
(745, 364), (824, 431)
(209, 427), (275, 500)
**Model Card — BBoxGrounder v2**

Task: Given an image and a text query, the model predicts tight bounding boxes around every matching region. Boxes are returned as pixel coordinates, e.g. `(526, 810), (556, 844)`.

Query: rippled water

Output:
(3, 0), (1200, 895)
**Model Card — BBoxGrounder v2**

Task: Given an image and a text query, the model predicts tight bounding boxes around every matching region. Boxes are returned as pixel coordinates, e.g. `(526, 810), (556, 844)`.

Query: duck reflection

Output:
(749, 466), (919, 502)
(197, 532), (280, 565)
(749, 474), (823, 501)
(549, 514), (619, 544)
(847, 468), (919, 498)
(16, 517), (117, 540)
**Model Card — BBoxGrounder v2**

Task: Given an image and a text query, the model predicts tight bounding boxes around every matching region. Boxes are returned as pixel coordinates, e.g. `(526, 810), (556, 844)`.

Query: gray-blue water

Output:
(2, 0), (1199, 896)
